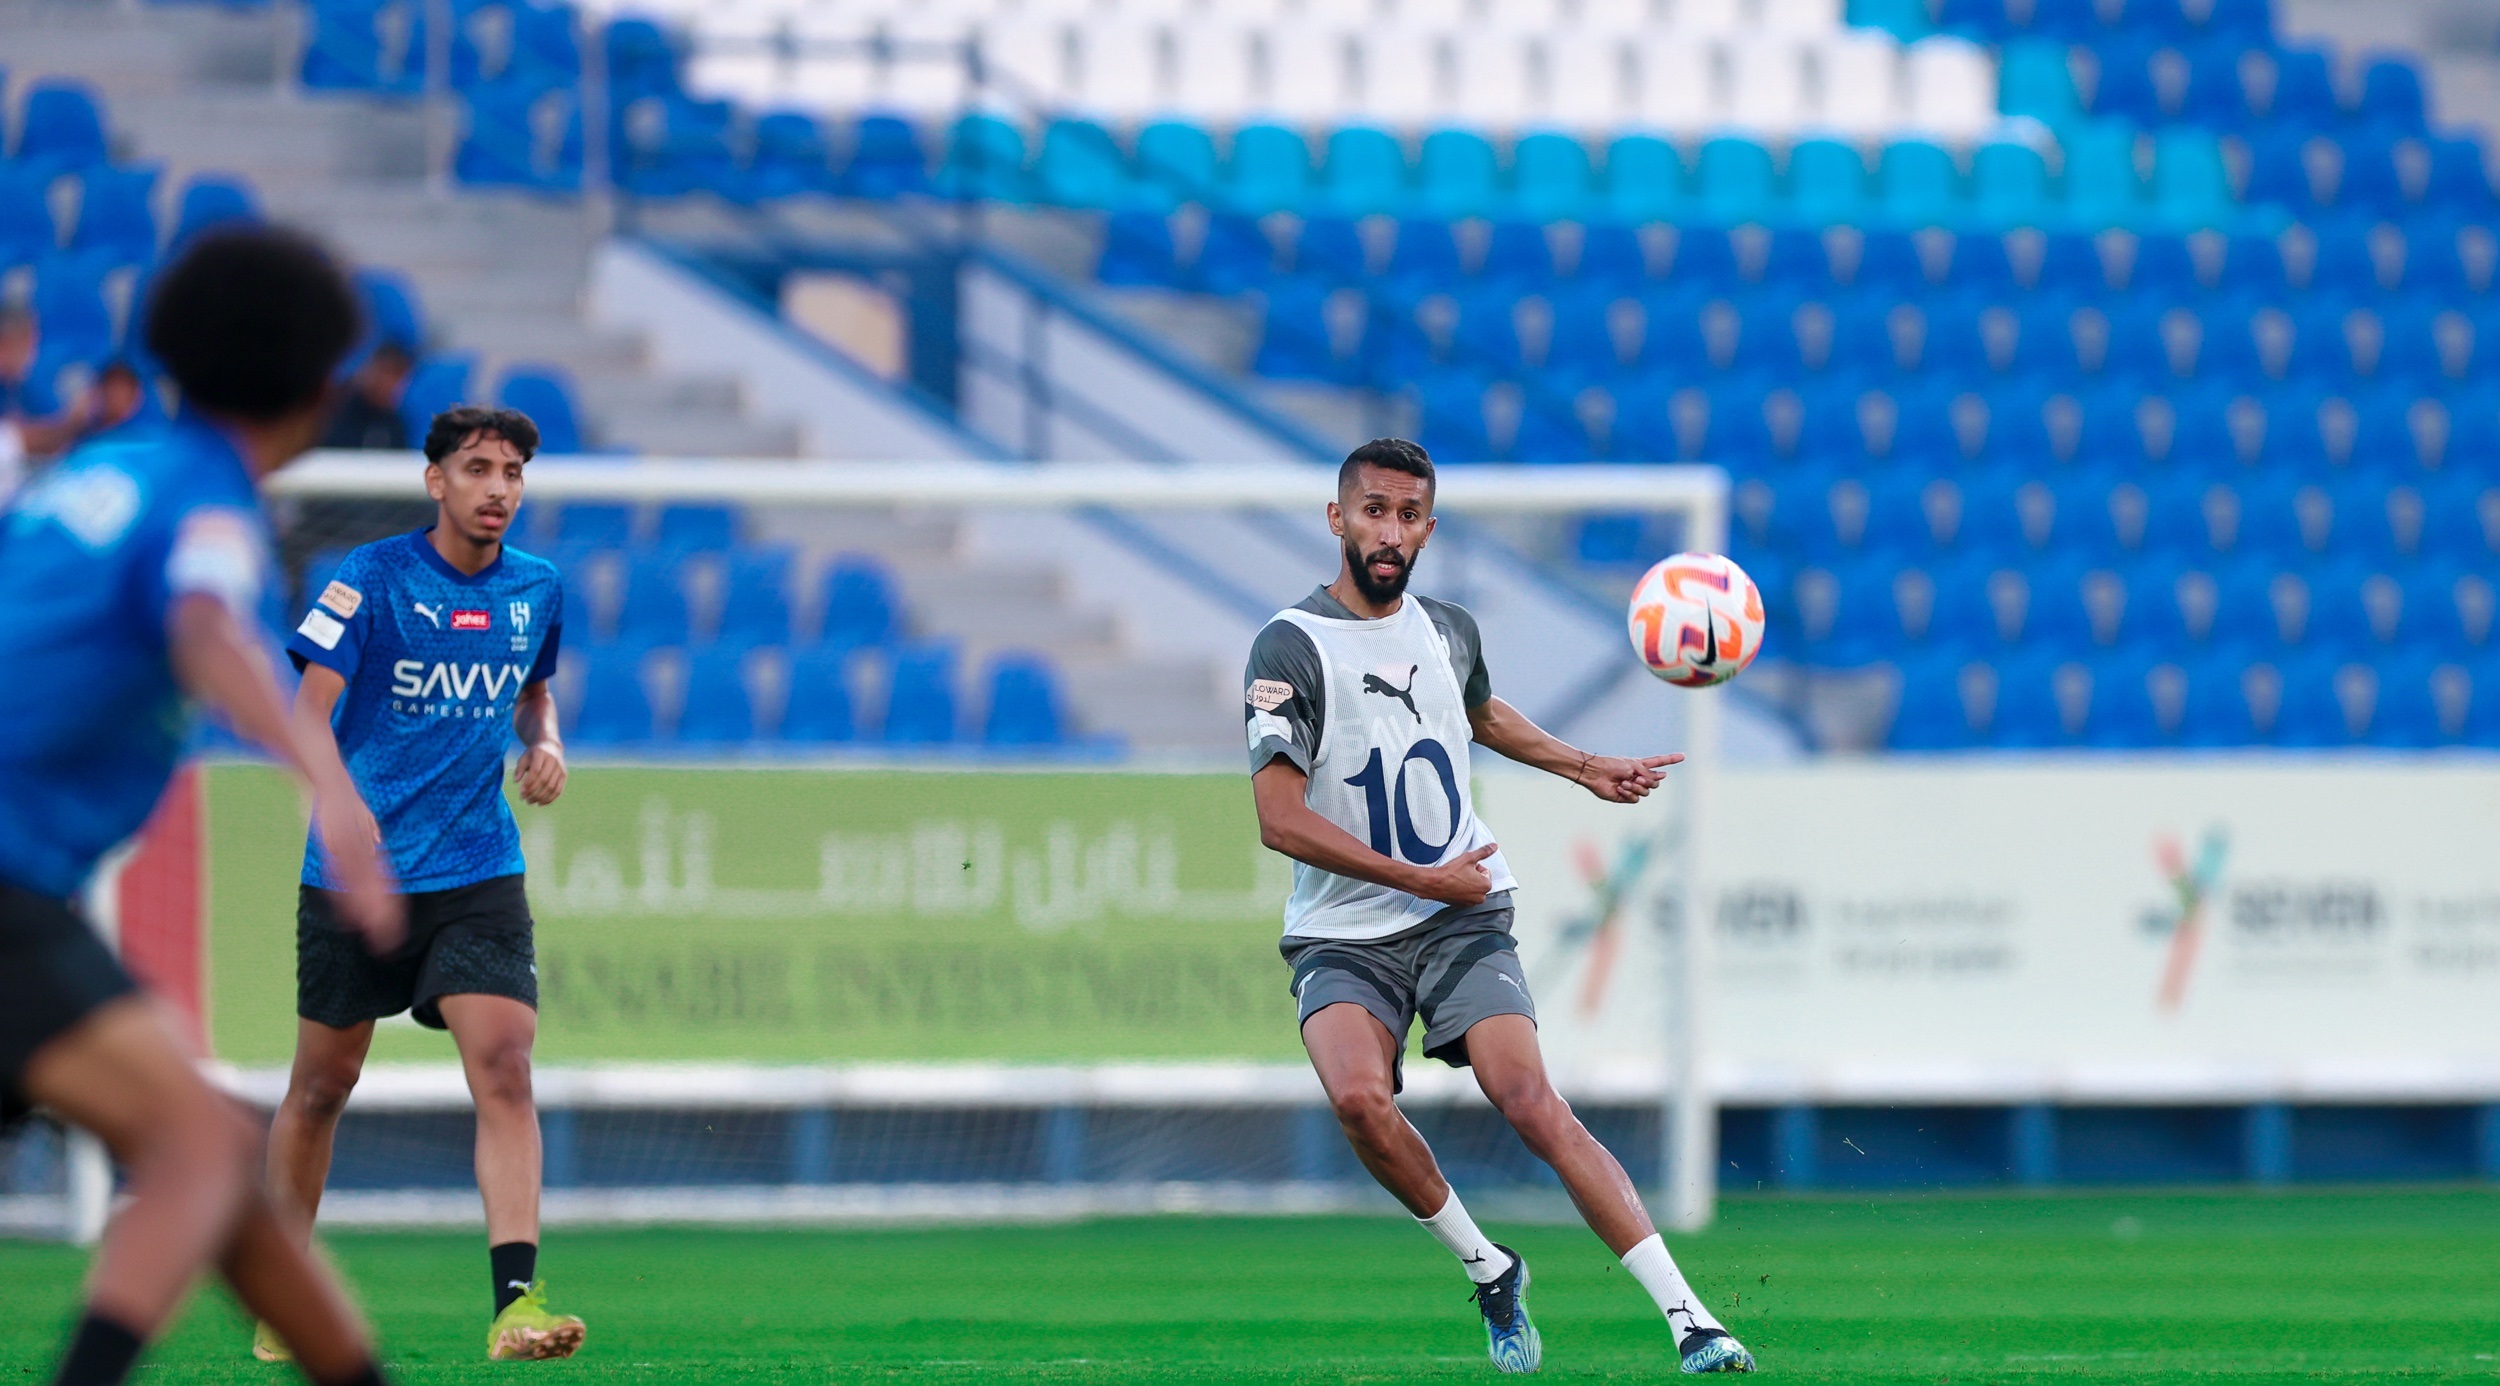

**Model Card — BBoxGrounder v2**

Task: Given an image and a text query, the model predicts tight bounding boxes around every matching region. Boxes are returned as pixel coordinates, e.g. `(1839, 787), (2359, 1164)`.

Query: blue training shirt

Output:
(288, 530), (563, 894)
(0, 418), (273, 900)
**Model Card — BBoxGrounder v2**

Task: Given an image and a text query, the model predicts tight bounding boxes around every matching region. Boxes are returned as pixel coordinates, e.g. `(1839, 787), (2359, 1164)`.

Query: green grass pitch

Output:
(3, 1189), (2497, 1382)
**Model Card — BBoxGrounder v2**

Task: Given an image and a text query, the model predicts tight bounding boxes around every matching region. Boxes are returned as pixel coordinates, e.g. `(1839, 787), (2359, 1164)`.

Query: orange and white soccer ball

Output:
(1627, 553), (1765, 687)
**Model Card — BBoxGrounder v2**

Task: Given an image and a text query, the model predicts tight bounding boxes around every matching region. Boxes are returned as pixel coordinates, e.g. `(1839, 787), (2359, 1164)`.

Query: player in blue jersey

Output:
(0, 228), (404, 1386)
(260, 404), (587, 1363)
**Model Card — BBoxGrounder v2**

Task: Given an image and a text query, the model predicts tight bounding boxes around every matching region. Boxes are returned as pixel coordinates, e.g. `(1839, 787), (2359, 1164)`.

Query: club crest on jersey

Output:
(452, 609), (492, 631)
(510, 601), (532, 633)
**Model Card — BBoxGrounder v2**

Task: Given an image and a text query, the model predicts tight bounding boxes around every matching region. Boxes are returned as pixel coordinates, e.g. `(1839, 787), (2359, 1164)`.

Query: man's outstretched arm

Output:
(1464, 696), (1682, 804)
(1251, 760), (1498, 905)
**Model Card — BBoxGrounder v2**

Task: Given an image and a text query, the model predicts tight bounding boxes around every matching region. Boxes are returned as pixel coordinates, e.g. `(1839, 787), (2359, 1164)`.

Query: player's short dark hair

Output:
(142, 226), (360, 422)
(423, 405), (540, 465)
(1339, 437), (1435, 500)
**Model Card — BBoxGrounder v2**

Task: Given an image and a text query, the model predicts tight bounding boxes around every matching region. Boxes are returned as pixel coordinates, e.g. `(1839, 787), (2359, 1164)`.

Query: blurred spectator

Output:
(74, 359), (154, 444)
(321, 339), (415, 449)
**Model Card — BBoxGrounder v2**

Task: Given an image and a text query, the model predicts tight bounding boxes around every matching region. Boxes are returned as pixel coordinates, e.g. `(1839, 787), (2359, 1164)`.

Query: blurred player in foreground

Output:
(0, 227), (404, 1386)
(1244, 439), (1755, 1375)
(259, 405), (584, 1363)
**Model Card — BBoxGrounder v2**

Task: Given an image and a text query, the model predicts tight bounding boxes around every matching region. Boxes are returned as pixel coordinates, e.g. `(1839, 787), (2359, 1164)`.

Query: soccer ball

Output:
(1627, 553), (1765, 687)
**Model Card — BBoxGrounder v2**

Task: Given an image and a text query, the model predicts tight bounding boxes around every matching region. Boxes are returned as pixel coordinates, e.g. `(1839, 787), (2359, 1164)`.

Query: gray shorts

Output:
(1282, 894), (1534, 1092)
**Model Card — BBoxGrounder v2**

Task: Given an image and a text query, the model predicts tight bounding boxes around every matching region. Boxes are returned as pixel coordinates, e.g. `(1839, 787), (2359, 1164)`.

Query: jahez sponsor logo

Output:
(451, 609), (492, 631)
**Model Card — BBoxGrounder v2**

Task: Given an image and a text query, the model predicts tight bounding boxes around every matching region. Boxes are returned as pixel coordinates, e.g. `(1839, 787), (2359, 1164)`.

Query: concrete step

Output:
(597, 406), (803, 460)
(105, 91), (429, 183)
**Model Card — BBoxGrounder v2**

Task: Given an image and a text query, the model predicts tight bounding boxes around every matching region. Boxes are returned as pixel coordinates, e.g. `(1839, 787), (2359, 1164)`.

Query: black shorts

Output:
(1, 880), (139, 1128)
(298, 874), (538, 1031)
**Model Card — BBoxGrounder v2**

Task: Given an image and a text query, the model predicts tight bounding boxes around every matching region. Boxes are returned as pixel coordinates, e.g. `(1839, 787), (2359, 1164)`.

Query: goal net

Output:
(10, 455), (1729, 1239)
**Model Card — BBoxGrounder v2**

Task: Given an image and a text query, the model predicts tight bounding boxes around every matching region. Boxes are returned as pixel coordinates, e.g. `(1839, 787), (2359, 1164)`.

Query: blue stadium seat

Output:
(1293, 214), (1367, 277)
(1989, 653), (2082, 748)
(738, 112), (835, 200)
(2062, 123), (2144, 227)
(1480, 222), (1554, 284)
(1996, 40), (2081, 128)
(1889, 651), (1989, 749)
(842, 116), (928, 198)
(1415, 372), (1497, 462)
(33, 256), (114, 359)
(1546, 286), (1626, 377)
(712, 546), (794, 648)
(2263, 47), (2339, 127)
(881, 642), (959, 744)
(981, 653), (1066, 746)
(815, 556), (898, 651)
(1854, 228), (1928, 293)
(1789, 139), (1869, 223)
(398, 354), (472, 441)
(619, 95), (736, 198)
(1452, 288), (1525, 373)
(67, 166), (156, 266)
(2356, 56), (2427, 132)
(1383, 217), (1462, 289)
(2088, 42), (2163, 124)
(1512, 132), (1594, 222)
(571, 647), (656, 745)
(602, 19), (680, 101)
(654, 504), (736, 553)
(1972, 142), (2051, 225)
(15, 81), (111, 176)
(1697, 138), (1776, 224)
(1578, 224), (1644, 283)
(779, 650), (857, 741)
(2336, 133), (2404, 211)
(2366, 652), (2448, 747)
(613, 555), (692, 647)
(1035, 118), (1130, 209)
(1225, 124), (1312, 214)
(353, 268), (423, 352)
(0, 169), (56, 269)
(1193, 212), (1275, 294)
(457, 82), (583, 190)
(2086, 659), (2174, 747)
(300, 0), (425, 93)
(168, 174), (259, 249)
(1604, 134), (1684, 223)
(1876, 141), (1958, 226)
(1096, 210), (1179, 286)
(2180, 43), (2251, 126)
(2203, 0), (2275, 44)
(936, 113), (1028, 200)
(1136, 120), (1219, 208)
(1418, 129), (1499, 219)
(2215, 232), (2287, 295)
(2423, 136), (2496, 217)
(1251, 278), (1356, 383)
(1764, 227), (1834, 291)
(674, 649), (758, 744)
(1321, 126), (1407, 217)
(497, 366), (582, 452)
(2151, 129), (2232, 227)
(1669, 224), (1741, 287)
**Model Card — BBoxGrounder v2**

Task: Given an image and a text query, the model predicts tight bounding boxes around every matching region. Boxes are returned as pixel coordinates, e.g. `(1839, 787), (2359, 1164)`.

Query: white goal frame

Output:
(107, 456), (1727, 1233)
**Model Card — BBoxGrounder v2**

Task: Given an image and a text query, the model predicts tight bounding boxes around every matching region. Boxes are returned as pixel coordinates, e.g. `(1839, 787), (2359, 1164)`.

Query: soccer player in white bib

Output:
(1245, 440), (1754, 1375)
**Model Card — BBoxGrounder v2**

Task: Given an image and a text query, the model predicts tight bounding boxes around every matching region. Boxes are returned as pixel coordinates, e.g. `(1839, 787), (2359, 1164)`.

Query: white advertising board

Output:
(1483, 761), (2500, 1104)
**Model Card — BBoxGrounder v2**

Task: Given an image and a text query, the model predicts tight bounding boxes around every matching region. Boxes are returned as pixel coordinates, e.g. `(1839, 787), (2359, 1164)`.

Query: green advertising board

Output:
(205, 765), (1298, 1066)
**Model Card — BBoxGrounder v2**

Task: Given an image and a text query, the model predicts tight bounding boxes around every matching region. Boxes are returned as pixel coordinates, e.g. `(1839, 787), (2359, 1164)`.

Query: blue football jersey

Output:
(288, 531), (564, 894)
(0, 418), (273, 899)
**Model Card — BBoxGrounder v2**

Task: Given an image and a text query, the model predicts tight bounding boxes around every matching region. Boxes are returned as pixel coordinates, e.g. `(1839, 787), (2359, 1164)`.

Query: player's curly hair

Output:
(1339, 437), (1435, 498)
(423, 405), (542, 464)
(143, 226), (360, 422)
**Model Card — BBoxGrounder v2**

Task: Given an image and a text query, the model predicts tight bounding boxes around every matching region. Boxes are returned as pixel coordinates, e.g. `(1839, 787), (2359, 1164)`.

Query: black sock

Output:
(52, 1312), (144, 1386)
(312, 1364), (389, 1386)
(490, 1241), (538, 1315)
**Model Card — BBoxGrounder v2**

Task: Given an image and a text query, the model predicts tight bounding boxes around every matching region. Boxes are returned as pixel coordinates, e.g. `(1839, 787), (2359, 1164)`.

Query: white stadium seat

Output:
(1726, 38), (1810, 134)
(1756, 0), (1843, 36)
(1074, 22), (1167, 119)
(1632, 34), (1716, 132)
(1571, 0), (1665, 33)
(1541, 31), (1635, 129)
(1260, 23), (1357, 121)
(1445, 30), (1537, 128)
(1169, 25), (1261, 122)
(1668, 0), (1744, 39)
(1352, 27), (1443, 126)
(1811, 30), (1901, 135)
(1905, 34), (1997, 137)
(978, 15), (1079, 105)
(1391, 0), (1476, 27)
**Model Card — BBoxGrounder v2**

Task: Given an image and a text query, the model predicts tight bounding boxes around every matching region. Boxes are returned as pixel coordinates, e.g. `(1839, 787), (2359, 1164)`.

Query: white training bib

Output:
(1275, 598), (1514, 941)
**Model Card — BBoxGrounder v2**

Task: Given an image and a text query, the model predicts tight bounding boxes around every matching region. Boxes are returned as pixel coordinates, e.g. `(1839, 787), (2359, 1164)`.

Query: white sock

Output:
(1623, 1233), (1725, 1339)
(1416, 1192), (1513, 1284)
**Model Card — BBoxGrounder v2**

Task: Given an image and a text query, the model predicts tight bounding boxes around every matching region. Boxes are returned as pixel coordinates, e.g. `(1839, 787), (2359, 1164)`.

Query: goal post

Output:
(107, 454), (1734, 1233)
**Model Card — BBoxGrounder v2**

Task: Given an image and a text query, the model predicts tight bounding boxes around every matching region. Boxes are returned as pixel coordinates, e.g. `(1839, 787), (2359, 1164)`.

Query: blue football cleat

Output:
(1678, 1326), (1756, 1373)
(1470, 1242), (1542, 1373)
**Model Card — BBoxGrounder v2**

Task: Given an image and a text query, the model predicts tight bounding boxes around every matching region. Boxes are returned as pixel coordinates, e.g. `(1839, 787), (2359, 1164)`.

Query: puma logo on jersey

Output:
(1362, 664), (1422, 723)
(412, 602), (442, 628)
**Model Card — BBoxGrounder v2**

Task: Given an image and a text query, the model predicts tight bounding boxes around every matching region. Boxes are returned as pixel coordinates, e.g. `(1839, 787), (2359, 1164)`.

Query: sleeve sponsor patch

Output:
(297, 608), (347, 651)
(1247, 678), (1294, 711)
(165, 507), (265, 614)
(316, 580), (363, 618)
